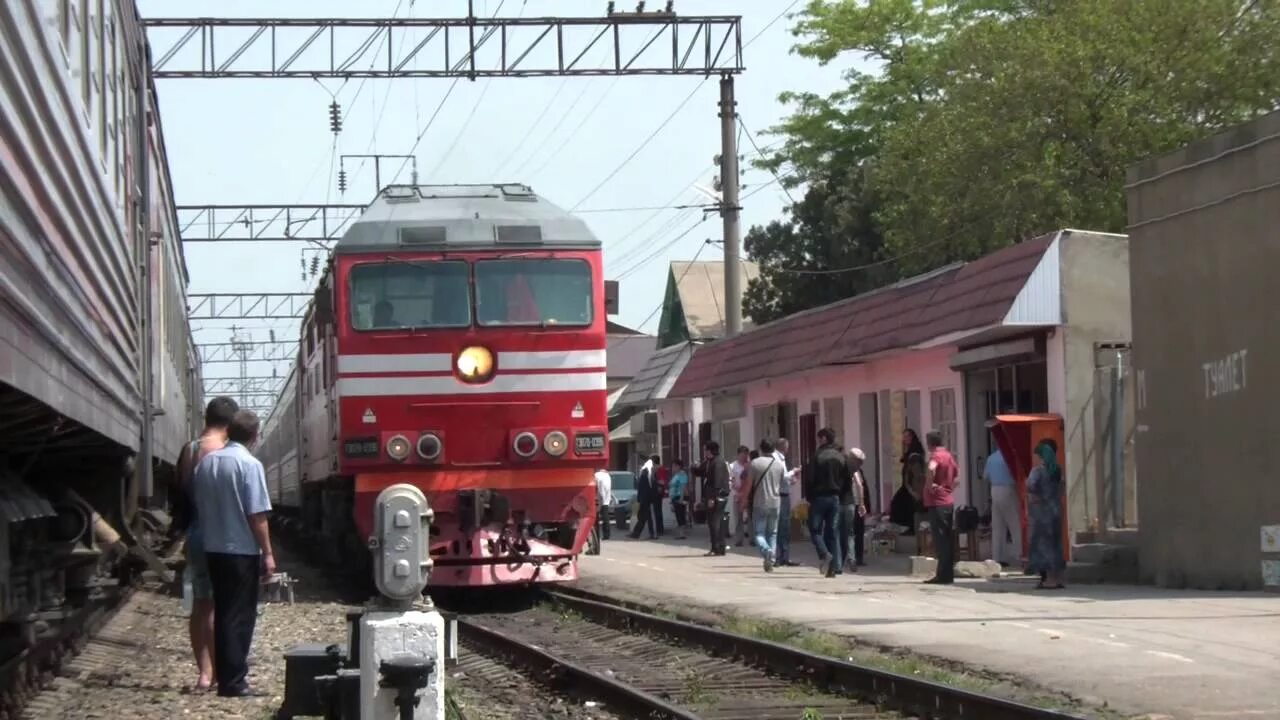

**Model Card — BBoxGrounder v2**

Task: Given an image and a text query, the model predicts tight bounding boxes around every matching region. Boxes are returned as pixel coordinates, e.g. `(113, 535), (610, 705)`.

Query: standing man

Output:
(805, 428), (849, 578)
(174, 396), (238, 692)
(984, 441), (1021, 567)
(728, 446), (751, 547)
(748, 439), (784, 571)
(594, 468), (613, 542)
(629, 456), (659, 540)
(773, 438), (800, 567)
(701, 442), (730, 556)
(923, 430), (959, 585)
(841, 448), (868, 572)
(191, 410), (275, 697)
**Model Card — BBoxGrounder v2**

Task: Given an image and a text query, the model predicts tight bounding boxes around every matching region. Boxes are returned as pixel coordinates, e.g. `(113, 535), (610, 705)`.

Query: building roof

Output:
(662, 260), (760, 342)
(669, 232), (1062, 398)
(607, 334), (657, 381)
(614, 341), (696, 408)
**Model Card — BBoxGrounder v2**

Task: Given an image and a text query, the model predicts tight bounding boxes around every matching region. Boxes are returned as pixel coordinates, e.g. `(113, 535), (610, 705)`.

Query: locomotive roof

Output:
(334, 183), (601, 254)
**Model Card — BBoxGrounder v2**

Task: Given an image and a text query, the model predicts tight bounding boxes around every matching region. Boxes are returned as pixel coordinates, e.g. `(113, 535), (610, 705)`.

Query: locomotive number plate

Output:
(574, 432), (606, 455)
(344, 438), (380, 458)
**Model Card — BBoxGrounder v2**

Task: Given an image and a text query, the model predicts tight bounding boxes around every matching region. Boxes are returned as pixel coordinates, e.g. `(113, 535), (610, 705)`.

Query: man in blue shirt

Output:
(984, 445), (1021, 567)
(191, 410), (275, 697)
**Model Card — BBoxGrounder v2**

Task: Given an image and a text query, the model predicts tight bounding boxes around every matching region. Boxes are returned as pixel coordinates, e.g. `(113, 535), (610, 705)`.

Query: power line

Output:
(738, 116), (796, 205)
(568, 78), (709, 212)
(614, 216), (709, 281)
(578, 203), (712, 214)
(744, 0), (803, 48)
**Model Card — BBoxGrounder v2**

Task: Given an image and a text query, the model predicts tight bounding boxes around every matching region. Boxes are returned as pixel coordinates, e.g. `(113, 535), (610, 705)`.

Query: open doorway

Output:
(964, 361), (1049, 514)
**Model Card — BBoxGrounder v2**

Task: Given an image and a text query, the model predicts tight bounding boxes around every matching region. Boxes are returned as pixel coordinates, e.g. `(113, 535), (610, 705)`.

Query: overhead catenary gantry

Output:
(188, 293), (312, 320)
(178, 204), (365, 244)
(162, 6), (747, 337)
(197, 340), (300, 364)
(144, 13), (743, 79)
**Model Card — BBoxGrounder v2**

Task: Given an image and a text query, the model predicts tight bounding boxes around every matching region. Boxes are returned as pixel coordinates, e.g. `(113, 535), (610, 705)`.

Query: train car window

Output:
(349, 261), (470, 330)
(475, 258), (592, 327)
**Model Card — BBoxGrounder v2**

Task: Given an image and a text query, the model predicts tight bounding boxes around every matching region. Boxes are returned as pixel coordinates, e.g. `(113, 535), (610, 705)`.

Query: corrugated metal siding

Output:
(1003, 232), (1063, 325)
(0, 0), (143, 450)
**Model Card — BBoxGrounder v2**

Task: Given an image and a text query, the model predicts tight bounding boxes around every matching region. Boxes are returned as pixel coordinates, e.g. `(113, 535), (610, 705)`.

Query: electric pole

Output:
(718, 74), (742, 337)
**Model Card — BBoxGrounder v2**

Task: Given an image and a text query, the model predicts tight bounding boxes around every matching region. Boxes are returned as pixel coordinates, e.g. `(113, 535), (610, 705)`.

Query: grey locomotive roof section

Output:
(614, 340), (695, 408)
(334, 183), (601, 254)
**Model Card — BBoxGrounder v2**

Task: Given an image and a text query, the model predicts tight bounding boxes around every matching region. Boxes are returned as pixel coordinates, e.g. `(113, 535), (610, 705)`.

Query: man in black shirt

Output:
(805, 428), (851, 578)
(701, 442), (730, 556)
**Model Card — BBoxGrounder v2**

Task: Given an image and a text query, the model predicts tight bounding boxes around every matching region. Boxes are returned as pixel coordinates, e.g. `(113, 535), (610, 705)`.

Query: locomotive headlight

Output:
(455, 345), (494, 383)
(386, 434), (411, 462)
(513, 432), (539, 458)
(543, 431), (568, 457)
(416, 432), (442, 461)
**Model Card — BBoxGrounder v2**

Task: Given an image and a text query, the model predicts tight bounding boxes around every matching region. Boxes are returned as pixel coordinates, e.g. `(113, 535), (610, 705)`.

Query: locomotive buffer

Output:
(280, 484), (446, 720)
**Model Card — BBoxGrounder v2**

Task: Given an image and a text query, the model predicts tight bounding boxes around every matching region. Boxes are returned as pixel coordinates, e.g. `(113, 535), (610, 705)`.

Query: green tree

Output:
(871, 0), (1280, 269)
(743, 165), (892, 323)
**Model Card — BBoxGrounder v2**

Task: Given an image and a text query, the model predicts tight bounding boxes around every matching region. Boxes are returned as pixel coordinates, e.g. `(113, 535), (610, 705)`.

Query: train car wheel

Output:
(585, 525), (601, 556)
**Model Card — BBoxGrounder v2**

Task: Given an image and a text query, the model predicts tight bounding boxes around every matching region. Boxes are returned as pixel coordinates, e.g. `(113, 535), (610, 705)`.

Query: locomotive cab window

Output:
(475, 258), (592, 327)
(350, 261), (471, 330)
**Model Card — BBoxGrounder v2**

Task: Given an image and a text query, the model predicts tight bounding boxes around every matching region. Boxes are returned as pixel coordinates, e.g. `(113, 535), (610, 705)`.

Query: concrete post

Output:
(718, 74), (742, 338)
(359, 609), (446, 720)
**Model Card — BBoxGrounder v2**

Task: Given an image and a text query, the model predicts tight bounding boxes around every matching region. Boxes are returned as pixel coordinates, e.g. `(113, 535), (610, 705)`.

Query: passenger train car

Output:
(0, 0), (198, 630)
(259, 184), (607, 588)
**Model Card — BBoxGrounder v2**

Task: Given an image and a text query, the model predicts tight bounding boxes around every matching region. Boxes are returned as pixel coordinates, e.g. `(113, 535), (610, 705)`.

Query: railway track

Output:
(457, 587), (1090, 720)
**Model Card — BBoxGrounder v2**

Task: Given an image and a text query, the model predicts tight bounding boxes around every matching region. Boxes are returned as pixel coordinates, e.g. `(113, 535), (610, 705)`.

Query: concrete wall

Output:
(1126, 110), (1280, 590)
(1057, 231), (1135, 535)
(671, 346), (966, 513)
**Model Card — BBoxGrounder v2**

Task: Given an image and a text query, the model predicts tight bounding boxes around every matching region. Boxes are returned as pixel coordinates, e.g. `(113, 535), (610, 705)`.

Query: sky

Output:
(137, 0), (857, 407)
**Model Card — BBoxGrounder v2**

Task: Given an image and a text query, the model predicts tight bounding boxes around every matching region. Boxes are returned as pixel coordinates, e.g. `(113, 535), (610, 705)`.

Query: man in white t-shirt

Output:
(728, 446), (751, 547)
(594, 469), (612, 541)
(773, 438), (801, 566)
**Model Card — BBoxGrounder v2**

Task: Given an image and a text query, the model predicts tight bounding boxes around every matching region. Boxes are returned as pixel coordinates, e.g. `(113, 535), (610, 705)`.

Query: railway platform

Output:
(578, 533), (1280, 720)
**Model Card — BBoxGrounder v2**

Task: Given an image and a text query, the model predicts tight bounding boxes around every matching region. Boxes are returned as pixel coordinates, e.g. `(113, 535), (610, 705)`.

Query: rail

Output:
(542, 586), (1089, 720)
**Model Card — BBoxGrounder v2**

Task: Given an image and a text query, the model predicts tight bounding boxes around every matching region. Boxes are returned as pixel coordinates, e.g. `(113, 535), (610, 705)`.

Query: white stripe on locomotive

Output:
(335, 372), (607, 396)
(336, 349), (606, 374)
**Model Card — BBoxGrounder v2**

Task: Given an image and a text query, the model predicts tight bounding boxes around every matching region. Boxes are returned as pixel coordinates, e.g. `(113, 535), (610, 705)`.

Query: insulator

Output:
(328, 100), (342, 134)
(310, 256), (320, 276)
(269, 329), (276, 342)
(606, 1), (615, 13)
(338, 169), (348, 194)
(665, 0), (674, 12)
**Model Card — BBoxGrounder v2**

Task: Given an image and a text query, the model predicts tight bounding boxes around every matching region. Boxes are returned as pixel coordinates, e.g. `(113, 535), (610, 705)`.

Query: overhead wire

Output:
(738, 116), (796, 205)
(613, 216), (709, 281)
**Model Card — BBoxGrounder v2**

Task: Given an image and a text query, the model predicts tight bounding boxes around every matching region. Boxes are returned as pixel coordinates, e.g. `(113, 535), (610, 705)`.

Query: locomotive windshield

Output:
(350, 261), (471, 330)
(475, 258), (592, 327)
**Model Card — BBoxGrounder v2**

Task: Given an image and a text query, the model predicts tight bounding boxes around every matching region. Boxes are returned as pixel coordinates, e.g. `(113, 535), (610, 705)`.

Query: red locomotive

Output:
(260, 183), (607, 588)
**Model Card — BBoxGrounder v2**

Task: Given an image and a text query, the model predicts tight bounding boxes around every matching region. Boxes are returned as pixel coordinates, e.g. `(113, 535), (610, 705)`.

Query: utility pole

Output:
(718, 74), (742, 337)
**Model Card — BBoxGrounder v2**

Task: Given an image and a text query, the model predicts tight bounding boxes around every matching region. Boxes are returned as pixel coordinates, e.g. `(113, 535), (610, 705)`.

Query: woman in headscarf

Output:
(1027, 439), (1066, 589)
(890, 429), (927, 535)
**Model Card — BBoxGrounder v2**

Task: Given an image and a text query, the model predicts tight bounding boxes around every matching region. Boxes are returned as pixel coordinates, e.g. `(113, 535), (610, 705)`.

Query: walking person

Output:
(984, 440), (1022, 567)
(669, 459), (690, 539)
(729, 446), (752, 546)
(840, 448), (868, 572)
(748, 439), (784, 571)
(1027, 439), (1067, 589)
(773, 438), (801, 566)
(922, 430), (958, 585)
(701, 442), (730, 556)
(594, 468), (613, 542)
(190, 410), (275, 697)
(174, 396), (238, 692)
(805, 428), (849, 578)
(629, 456), (659, 540)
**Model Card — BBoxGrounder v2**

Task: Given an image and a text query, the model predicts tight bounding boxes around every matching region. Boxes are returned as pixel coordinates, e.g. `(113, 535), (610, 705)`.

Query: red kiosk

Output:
(987, 414), (1071, 564)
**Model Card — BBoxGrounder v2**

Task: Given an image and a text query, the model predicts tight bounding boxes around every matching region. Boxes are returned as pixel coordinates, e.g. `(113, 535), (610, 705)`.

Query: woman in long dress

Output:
(1027, 439), (1066, 589)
